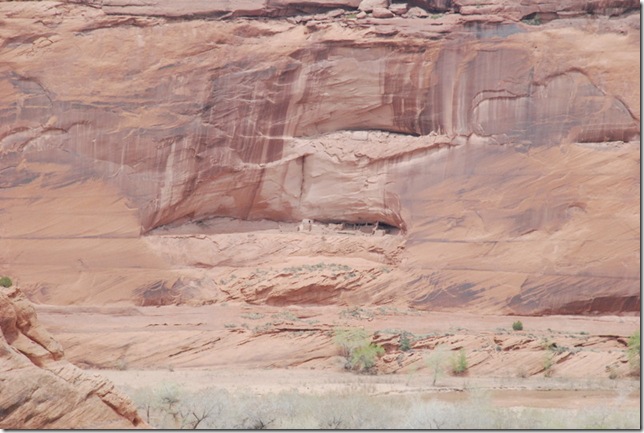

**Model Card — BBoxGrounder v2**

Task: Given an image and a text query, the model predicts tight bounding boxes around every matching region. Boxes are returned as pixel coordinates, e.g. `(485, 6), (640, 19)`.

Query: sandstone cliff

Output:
(0, 285), (146, 429)
(0, 0), (640, 314)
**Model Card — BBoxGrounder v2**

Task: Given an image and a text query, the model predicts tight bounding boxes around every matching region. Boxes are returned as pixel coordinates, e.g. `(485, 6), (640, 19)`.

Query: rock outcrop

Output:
(0, 0), (639, 314)
(0, 286), (146, 429)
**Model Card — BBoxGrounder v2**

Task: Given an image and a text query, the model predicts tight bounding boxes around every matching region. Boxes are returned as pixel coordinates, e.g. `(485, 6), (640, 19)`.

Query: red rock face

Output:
(0, 1), (639, 314)
(0, 286), (146, 429)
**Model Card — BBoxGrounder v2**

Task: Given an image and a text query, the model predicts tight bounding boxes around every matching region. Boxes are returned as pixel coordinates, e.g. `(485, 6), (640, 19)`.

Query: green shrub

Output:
(333, 327), (370, 357)
(399, 332), (412, 352)
(512, 321), (523, 331)
(0, 276), (12, 288)
(450, 349), (468, 375)
(350, 343), (385, 373)
(334, 327), (384, 374)
(543, 352), (554, 377)
(628, 330), (640, 355)
(628, 330), (640, 376)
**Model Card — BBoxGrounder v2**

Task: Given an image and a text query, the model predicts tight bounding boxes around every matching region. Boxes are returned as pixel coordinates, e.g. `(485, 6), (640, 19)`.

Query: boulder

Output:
(389, 3), (409, 14)
(358, 0), (390, 12)
(372, 6), (395, 17)
(405, 5), (429, 16)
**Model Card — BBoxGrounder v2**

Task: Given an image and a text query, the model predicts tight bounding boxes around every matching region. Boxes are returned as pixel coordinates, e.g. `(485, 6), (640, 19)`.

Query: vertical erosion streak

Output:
(263, 62), (302, 163)
(242, 165), (266, 220)
(159, 139), (177, 211)
(297, 154), (307, 210)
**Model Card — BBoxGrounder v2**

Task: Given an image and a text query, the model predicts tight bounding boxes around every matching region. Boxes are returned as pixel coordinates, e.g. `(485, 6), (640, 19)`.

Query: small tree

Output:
(399, 332), (412, 352)
(0, 276), (13, 288)
(350, 343), (385, 373)
(155, 382), (183, 428)
(333, 327), (384, 374)
(334, 327), (370, 358)
(450, 349), (468, 375)
(512, 321), (523, 331)
(177, 389), (223, 429)
(426, 346), (448, 385)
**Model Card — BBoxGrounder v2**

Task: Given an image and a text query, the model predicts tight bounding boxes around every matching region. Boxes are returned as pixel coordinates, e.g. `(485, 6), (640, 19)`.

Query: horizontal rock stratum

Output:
(0, 0), (640, 314)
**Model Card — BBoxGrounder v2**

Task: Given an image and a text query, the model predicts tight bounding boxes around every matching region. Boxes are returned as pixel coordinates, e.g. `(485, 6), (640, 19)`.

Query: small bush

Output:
(334, 327), (384, 374)
(339, 307), (374, 320)
(543, 352), (554, 377)
(426, 346), (448, 385)
(512, 321), (523, 331)
(607, 365), (619, 380)
(333, 327), (370, 357)
(450, 349), (468, 375)
(628, 330), (640, 376)
(399, 332), (412, 352)
(128, 384), (641, 429)
(350, 343), (385, 373)
(240, 312), (265, 320)
(0, 276), (13, 288)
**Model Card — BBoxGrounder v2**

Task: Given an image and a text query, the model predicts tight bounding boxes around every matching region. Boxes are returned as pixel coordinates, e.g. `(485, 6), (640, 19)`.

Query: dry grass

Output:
(123, 381), (640, 429)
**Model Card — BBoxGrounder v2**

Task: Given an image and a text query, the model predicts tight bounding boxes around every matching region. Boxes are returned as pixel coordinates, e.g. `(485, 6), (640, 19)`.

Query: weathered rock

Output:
(404, 0), (639, 19)
(359, 0), (390, 12)
(454, 0), (639, 21)
(0, 286), (146, 429)
(371, 26), (399, 35)
(89, 0), (364, 18)
(405, 5), (429, 16)
(389, 3), (409, 15)
(33, 303), (640, 383)
(372, 6), (395, 17)
(406, 0), (456, 12)
(327, 8), (347, 17)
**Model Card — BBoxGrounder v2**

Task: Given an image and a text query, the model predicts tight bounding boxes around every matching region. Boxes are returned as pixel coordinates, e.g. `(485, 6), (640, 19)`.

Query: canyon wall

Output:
(0, 0), (640, 314)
